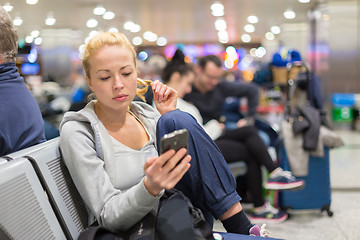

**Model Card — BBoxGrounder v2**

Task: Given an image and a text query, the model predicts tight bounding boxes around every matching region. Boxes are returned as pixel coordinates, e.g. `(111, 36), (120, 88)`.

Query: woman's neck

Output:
(94, 102), (128, 128)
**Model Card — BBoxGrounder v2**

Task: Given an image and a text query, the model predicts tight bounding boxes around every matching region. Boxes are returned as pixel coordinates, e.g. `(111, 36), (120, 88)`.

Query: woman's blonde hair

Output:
(82, 32), (150, 101)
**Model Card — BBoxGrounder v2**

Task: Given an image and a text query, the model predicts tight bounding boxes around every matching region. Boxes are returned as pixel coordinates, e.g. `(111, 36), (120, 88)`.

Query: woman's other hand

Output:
(143, 148), (191, 197)
(151, 80), (177, 115)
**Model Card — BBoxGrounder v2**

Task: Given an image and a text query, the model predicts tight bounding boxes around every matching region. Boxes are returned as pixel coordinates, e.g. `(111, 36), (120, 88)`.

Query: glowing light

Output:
(28, 48), (38, 63)
(45, 13), (56, 26)
(103, 11), (115, 20)
(138, 51), (148, 61)
(13, 17), (23, 26)
(132, 37), (143, 46)
(26, 0), (38, 4)
(3, 2), (13, 12)
(265, 32), (275, 40)
(241, 34), (251, 43)
(108, 28), (119, 33)
(31, 30), (40, 38)
(86, 18), (98, 28)
(247, 15), (259, 24)
(34, 37), (43, 45)
(157, 37), (167, 46)
(284, 9), (296, 19)
(215, 18), (227, 31)
(270, 26), (281, 34)
(93, 5), (106, 15)
(244, 24), (255, 33)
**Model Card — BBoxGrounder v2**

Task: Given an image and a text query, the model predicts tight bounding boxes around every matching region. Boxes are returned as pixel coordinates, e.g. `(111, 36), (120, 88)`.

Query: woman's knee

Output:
(157, 110), (197, 131)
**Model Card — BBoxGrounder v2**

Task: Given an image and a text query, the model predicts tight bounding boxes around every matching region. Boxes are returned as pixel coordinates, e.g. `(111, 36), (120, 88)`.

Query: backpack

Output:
(78, 189), (215, 240)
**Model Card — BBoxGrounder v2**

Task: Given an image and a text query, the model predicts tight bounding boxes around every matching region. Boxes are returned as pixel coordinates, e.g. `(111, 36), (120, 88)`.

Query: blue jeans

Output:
(156, 110), (241, 226)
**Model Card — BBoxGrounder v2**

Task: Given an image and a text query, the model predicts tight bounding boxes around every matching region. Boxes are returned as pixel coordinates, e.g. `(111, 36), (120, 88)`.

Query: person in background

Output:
(0, 5), (46, 157)
(59, 32), (268, 237)
(166, 50), (303, 223)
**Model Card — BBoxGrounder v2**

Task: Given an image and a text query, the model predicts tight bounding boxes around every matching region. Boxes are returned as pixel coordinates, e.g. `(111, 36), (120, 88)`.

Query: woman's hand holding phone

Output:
(143, 129), (191, 197)
(143, 148), (191, 197)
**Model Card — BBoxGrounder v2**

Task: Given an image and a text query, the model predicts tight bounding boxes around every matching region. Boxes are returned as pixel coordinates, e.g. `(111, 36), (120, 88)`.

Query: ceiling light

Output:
(284, 9), (296, 19)
(88, 31), (98, 38)
(26, 0), (39, 5)
(157, 37), (167, 46)
(225, 46), (236, 56)
(130, 24), (141, 33)
(298, 0), (310, 3)
(270, 26), (281, 34)
(45, 12), (56, 26)
(103, 11), (115, 20)
(244, 24), (255, 33)
(247, 15), (259, 24)
(241, 34), (251, 43)
(132, 37), (142, 46)
(3, 2), (13, 11)
(25, 36), (34, 43)
(34, 37), (43, 45)
(214, 18), (227, 31)
(148, 33), (158, 42)
(108, 27), (119, 33)
(13, 16), (23, 26)
(211, 2), (225, 17)
(143, 31), (158, 42)
(86, 18), (98, 28)
(210, 2), (224, 12)
(124, 21), (134, 30)
(217, 31), (228, 43)
(265, 32), (275, 40)
(211, 9), (224, 17)
(93, 5), (106, 15)
(31, 30), (40, 38)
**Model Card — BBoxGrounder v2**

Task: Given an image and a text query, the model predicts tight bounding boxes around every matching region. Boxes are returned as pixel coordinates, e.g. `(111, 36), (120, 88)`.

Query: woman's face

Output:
(175, 71), (195, 98)
(87, 45), (137, 111)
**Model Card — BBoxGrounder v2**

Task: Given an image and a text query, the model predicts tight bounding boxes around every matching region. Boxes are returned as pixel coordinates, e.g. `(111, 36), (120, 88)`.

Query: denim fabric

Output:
(156, 110), (241, 226)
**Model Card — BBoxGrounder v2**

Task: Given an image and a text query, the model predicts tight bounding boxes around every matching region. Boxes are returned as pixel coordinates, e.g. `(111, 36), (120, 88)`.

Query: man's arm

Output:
(220, 81), (260, 118)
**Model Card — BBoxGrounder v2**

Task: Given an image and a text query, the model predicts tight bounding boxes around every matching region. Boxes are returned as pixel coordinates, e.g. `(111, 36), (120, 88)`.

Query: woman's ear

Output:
(86, 76), (94, 92)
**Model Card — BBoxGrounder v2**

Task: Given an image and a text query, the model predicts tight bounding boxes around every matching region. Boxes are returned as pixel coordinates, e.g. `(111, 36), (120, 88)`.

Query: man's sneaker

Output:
(248, 202), (288, 224)
(249, 224), (271, 237)
(265, 168), (304, 190)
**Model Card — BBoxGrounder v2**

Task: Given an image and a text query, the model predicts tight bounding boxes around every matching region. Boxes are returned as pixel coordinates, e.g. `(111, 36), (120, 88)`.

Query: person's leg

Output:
(221, 126), (278, 173)
(214, 138), (265, 208)
(156, 110), (252, 234)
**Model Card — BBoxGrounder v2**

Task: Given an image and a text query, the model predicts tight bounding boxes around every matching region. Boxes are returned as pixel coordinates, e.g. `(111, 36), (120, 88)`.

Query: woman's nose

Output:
(113, 76), (124, 89)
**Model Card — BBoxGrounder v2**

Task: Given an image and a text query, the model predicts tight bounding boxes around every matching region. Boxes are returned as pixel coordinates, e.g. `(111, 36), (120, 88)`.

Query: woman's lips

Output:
(113, 94), (128, 102)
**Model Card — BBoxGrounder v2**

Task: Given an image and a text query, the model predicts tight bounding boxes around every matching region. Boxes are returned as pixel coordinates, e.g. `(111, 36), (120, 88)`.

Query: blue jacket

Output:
(0, 62), (46, 156)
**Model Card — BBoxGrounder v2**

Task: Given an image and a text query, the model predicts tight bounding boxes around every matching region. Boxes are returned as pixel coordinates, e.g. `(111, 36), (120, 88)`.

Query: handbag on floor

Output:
(78, 189), (215, 240)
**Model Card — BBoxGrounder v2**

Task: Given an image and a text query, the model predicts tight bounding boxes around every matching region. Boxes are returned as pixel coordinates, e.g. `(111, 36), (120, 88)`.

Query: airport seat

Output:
(0, 157), (66, 240)
(21, 138), (92, 240)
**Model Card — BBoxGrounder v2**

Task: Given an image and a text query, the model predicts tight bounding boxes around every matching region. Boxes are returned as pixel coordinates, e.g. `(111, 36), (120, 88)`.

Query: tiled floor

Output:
(214, 129), (360, 240)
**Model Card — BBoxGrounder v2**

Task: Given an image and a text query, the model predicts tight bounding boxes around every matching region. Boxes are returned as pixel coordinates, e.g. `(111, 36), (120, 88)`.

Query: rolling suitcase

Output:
(278, 61), (333, 217)
(278, 144), (333, 216)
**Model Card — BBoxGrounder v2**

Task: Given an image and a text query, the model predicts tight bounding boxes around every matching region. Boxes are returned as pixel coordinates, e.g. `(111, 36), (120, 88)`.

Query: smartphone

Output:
(159, 129), (189, 155)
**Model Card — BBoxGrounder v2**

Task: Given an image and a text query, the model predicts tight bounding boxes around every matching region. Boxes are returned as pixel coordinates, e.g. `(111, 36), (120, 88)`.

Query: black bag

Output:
(78, 189), (214, 240)
(157, 189), (214, 240)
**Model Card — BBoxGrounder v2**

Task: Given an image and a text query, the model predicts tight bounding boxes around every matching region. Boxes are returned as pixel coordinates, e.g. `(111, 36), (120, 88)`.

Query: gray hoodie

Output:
(59, 100), (161, 232)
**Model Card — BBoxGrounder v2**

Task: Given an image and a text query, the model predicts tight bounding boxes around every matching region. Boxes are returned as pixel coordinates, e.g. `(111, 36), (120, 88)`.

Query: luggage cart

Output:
(278, 61), (333, 217)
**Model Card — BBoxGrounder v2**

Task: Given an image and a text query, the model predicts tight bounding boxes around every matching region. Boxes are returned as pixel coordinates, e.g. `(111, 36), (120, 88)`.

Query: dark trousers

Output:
(156, 110), (241, 226)
(215, 126), (277, 207)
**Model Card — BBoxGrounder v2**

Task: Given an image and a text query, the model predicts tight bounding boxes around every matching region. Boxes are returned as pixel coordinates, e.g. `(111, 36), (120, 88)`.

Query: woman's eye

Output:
(100, 77), (110, 81)
(123, 72), (132, 76)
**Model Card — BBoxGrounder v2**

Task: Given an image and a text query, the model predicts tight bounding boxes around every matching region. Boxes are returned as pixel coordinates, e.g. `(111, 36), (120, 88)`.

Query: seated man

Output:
(0, 6), (46, 156)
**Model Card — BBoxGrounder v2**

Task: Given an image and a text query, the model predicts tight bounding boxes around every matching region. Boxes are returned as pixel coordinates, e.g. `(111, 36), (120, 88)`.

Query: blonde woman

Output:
(59, 32), (267, 237)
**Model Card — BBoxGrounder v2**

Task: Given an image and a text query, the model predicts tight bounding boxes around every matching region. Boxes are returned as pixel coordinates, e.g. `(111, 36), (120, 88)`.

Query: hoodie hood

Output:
(59, 100), (160, 160)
